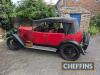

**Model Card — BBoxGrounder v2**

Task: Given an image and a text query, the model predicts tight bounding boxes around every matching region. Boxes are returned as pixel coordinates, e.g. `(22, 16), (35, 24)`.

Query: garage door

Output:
(70, 13), (81, 26)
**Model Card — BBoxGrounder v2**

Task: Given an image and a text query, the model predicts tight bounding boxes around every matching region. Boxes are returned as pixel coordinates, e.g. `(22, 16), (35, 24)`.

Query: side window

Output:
(68, 25), (75, 34)
(33, 22), (47, 32)
(63, 23), (75, 34)
(68, 23), (75, 34)
(33, 22), (66, 33)
(46, 22), (64, 33)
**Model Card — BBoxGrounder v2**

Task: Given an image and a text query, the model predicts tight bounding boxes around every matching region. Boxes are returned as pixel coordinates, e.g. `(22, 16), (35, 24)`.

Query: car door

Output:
(45, 22), (65, 46)
(46, 33), (65, 46)
(32, 31), (46, 45)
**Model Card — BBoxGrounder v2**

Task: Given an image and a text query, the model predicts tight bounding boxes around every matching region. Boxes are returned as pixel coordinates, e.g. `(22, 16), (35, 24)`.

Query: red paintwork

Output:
(18, 26), (83, 46)
(18, 26), (32, 42)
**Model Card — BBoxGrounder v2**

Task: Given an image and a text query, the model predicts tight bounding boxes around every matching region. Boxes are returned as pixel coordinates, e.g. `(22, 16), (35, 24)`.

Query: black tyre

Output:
(59, 43), (80, 61)
(7, 37), (20, 50)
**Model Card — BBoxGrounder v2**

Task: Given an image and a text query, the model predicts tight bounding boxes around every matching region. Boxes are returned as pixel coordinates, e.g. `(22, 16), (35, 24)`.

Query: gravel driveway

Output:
(0, 36), (100, 75)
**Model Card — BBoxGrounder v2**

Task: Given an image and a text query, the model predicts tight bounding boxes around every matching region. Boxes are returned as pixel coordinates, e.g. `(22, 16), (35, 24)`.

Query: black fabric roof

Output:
(32, 17), (76, 24)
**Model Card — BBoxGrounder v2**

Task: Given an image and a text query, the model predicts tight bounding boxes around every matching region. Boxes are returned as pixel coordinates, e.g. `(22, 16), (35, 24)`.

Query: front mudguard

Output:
(6, 28), (18, 38)
(59, 40), (85, 55)
(11, 34), (25, 47)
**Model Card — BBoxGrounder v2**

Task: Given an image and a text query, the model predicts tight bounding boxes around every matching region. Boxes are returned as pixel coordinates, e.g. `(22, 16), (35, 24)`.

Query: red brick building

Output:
(56, 0), (100, 32)
(57, 0), (100, 14)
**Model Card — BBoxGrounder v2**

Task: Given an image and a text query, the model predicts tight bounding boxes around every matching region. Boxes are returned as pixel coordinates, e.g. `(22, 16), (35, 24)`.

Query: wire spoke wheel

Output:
(7, 37), (20, 50)
(59, 43), (80, 61)
(64, 44), (78, 59)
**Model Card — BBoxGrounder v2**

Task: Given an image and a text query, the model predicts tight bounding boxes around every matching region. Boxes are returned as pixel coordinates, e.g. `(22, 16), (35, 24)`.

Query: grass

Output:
(89, 25), (99, 36)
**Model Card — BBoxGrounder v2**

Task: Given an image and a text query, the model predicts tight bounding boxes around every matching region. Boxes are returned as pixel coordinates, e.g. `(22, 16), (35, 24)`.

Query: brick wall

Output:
(65, 1), (81, 7)
(56, 0), (97, 32)
(80, 0), (100, 13)
(59, 6), (91, 32)
(57, 0), (100, 14)
(80, 14), (91, 32)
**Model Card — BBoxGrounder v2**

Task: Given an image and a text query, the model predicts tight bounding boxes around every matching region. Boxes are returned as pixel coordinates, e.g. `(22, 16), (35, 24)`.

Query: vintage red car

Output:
(7, 17), (90, 61)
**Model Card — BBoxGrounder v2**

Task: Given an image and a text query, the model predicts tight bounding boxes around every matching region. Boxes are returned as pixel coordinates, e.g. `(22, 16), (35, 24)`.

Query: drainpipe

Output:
(64, 0), (66, 8)
(56, 0), (61, 16)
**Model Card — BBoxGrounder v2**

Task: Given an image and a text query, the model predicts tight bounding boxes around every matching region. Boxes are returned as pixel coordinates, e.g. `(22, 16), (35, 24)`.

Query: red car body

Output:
(7, 17), (90, 61)
(19, 26), (82, 46)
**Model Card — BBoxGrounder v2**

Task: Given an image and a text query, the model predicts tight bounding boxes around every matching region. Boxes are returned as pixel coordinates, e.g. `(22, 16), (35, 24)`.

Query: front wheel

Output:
(59, 43), (80, 61)
(7, 37), (21, 50)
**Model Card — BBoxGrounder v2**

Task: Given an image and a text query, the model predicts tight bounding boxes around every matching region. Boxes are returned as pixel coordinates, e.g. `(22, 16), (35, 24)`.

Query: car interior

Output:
(33, 22), (64, 33)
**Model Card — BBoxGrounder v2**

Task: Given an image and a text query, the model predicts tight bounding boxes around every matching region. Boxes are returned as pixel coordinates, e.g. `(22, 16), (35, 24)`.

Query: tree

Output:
(0, 0), (15, 30)
(90, 13), (100, 29)
(16, 0), (57, 20)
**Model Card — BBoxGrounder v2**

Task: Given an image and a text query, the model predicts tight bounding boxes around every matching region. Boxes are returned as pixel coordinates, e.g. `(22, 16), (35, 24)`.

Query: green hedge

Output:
(89, 13), (100, 35)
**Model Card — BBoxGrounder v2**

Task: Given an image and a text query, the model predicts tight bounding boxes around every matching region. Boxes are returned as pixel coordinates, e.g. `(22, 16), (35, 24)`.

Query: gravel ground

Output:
(0, 36), (100, 75)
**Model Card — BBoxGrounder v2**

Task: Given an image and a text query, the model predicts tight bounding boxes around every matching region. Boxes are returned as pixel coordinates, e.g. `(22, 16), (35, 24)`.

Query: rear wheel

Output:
(59, 43), (80, 61)
(7, 37), (21, 50)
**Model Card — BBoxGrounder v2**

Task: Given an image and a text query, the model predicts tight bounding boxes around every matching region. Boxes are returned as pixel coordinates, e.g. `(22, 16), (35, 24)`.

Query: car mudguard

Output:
(59, 40), (85, 55)
(12, 34), (24, 47)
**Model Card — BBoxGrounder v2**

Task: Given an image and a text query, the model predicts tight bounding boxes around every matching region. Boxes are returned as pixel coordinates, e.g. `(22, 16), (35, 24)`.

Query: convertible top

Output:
(32, 17), (77, 25)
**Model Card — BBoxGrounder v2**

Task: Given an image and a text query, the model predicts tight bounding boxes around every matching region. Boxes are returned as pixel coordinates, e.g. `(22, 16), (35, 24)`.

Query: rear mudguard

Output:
(12, 34), (24, 47)
(83, 32), (90, 45)
(59, 40), (85, 55)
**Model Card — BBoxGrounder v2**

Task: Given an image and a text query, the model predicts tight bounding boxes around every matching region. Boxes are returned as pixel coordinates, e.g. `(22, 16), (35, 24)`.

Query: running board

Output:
(26, 45), (57, 52)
